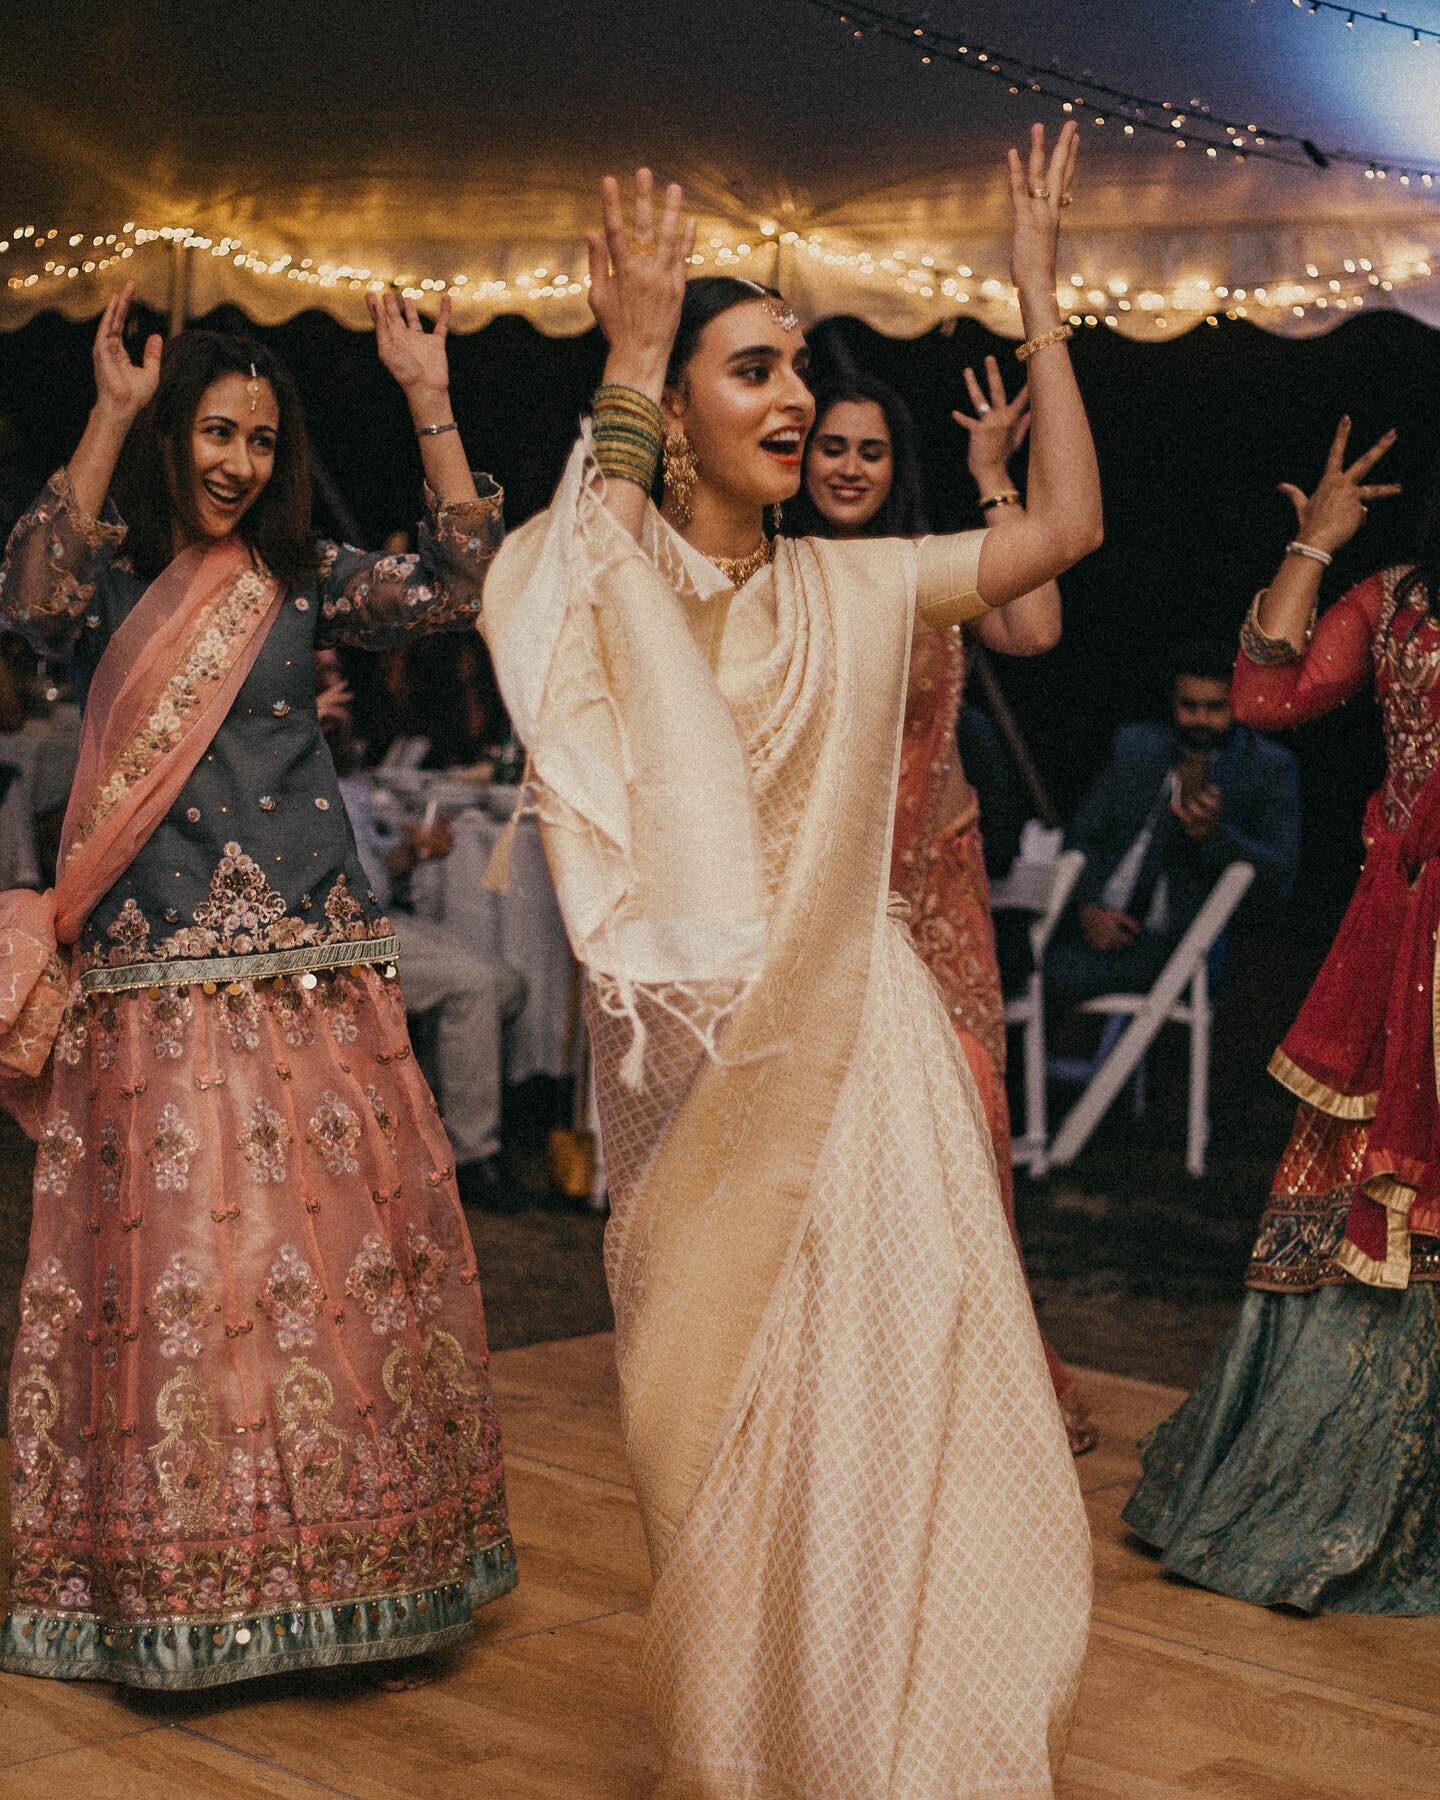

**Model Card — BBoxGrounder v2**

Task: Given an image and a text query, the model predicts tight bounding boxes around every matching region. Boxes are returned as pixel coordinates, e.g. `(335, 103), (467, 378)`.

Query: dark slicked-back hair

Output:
(785, 373), (929, 540)
(1390, 462), (1440, 622)
(664, 276), (792, 390)
(113, 329), (316, 587)
(1169, 638), (1238, 689)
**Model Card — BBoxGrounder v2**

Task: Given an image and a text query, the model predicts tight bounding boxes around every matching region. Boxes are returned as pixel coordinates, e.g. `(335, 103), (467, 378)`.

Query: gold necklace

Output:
(707, 537), (774, 588)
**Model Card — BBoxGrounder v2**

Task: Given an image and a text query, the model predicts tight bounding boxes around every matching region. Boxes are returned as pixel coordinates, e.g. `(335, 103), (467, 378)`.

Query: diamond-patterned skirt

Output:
(639, 922), (1091, 1798)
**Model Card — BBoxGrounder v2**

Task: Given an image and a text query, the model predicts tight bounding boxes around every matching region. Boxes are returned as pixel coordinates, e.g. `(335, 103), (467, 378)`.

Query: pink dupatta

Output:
(0, 537), (281, 1112)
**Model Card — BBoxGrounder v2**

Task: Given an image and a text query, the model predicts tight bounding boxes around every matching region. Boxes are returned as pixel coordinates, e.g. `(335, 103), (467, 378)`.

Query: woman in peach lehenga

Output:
(483, 125), (1100, 1800)
(0, 290), (513, 1690)
(790, 369), (1096, 1453)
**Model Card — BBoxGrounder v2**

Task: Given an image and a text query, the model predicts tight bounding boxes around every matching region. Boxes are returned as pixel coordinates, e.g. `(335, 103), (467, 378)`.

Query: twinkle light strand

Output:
(1280, 0), (1440, 47)
(808, 0), (1440, 187)
(0, 221), (589, 305)
(1, 213), (1433, 339)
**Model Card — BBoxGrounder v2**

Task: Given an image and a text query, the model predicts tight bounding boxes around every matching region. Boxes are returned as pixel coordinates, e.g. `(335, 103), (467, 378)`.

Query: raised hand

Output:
(368, 290), (453, 404)
(1007, 121), (1079, 303)
(92, 281), (162, 419)
(1278, 417), (1401, 553)
(953, 356), (1031, 486)
(586, 168), (697, 396)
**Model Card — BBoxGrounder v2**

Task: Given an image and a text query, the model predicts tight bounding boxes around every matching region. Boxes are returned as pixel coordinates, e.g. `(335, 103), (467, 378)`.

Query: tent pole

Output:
(166, 241), (191, 339)
(967, 640), (1059, 829)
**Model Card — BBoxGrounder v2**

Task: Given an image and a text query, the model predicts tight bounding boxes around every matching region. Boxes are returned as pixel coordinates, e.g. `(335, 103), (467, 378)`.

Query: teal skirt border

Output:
(0, 1535), (516, 1691)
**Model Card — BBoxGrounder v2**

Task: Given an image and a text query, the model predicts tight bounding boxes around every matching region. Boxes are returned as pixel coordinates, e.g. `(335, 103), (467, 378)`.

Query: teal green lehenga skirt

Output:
(1124, 1098), (1440, 1615)
(1124, 1282), (1440, 1613)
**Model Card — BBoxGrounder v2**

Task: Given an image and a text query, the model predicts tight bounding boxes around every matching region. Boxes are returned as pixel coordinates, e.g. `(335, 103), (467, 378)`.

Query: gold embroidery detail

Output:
(383, 1328), (482, 1473)
(9, 1367), (63, 1533)
(80, 933), (400, 996)
(275, 1358), (349, 1522)
(149, 1369), (223, 1534)
(67, 568), (273, 861)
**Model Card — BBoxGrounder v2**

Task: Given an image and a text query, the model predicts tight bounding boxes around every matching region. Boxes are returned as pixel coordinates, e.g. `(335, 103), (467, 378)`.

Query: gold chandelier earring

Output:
(768, 501), (784, 536)
(663, 430), (698, 526)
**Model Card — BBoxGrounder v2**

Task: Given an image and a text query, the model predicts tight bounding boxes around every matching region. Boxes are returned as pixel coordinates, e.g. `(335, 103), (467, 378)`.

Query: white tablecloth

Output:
(406, 802), (576, 1085)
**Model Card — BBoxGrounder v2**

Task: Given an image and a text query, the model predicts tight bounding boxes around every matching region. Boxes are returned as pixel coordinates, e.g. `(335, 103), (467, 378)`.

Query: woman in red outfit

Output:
(790, 361), (1096, 1454)
(1125, 420), (1440, 1613)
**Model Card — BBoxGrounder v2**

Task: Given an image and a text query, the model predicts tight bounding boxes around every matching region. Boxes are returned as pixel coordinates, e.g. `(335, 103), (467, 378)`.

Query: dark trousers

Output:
(1044, 923), (1179, 1015)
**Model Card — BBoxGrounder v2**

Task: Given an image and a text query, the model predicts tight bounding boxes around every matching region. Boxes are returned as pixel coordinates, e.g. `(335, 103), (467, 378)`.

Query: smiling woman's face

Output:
(175, 372), (280, 541)
(803, 399), (894, 536)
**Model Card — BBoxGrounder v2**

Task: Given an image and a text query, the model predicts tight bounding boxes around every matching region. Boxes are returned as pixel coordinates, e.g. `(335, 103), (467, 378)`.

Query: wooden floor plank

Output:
(176, 1611), (656, 1800)
(475, 1451), (651, 1644)
(1086, 1481), (1440, 1715)
(1062, 1620), (1440, 1800)
(5, 1333), (1438, 1798)
(0, 1723), (356, 1796)
(490, 1332), (631, 1490)
(0, 1672), (153, 1770)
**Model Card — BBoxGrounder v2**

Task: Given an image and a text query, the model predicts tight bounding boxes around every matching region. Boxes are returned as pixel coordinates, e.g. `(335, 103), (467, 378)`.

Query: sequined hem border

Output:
(0, 1536), (515, 1691)
(78, 934), (401, 996)
(1268, 1048), (1378, 1121)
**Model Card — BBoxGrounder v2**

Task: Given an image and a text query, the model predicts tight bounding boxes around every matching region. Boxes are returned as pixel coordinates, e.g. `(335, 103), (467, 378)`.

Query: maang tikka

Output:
(246, 361), (262, 414)
(735, 278), (799, 333)
(663, 431), (698, 526)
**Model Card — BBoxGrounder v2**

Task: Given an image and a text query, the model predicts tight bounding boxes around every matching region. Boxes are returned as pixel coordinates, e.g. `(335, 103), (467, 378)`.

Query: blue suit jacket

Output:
(1064, 721), (1301, 934)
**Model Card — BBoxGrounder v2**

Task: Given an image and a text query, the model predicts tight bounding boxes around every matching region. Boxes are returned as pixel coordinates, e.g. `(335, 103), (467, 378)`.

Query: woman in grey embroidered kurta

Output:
(0, 289), (515, 1690)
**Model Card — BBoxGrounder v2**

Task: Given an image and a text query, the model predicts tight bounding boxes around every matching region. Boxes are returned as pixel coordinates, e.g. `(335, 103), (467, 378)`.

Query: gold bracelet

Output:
(1238, 587), (1312, 668)
(979, 489), (1021, 512)
(1015, 324), (1074, 364)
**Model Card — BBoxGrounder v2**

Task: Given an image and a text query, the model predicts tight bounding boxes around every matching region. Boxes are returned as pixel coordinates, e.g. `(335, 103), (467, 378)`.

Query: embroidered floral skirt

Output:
(1, 965), (515, 1690)
(1245, 1101), (1440, 1291)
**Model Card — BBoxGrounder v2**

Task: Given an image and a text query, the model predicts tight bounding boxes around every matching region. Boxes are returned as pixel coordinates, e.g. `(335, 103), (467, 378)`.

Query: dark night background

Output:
(6, 298), (1437, 973)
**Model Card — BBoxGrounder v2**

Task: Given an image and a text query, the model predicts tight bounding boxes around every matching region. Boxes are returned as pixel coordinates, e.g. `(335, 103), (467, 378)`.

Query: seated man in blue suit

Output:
(1047, 640), (1300, 1014)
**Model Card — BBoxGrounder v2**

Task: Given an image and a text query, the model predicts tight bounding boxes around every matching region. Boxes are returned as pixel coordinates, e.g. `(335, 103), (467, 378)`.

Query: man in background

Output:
(1047, 640), (1301, 1013)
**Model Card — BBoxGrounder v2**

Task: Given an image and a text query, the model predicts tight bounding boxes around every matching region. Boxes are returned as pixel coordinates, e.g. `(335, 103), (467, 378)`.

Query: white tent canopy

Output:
(3, 0), (1438, 341)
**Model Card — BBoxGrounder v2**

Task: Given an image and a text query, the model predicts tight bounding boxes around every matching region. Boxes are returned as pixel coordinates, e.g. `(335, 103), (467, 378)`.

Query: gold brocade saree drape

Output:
(483, 441), (1090, 1797)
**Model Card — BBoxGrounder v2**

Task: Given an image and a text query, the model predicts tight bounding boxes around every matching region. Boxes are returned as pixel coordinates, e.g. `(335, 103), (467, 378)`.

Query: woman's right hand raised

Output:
(1278, 417), (1401, 554)
(92, 281), (162, 420)
(586, 169), (696, 398)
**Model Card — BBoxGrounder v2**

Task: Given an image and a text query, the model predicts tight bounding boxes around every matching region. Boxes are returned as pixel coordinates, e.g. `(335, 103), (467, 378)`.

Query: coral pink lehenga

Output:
(892, 625), (1095, 1454)
(0, 473), (514, 1690)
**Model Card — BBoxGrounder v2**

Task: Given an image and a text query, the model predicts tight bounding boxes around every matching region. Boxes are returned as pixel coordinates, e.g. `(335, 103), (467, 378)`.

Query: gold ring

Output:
(628, 236), (658, 256)
(1060, 193), (1074, 207)
(1029, 186), (1051, 199)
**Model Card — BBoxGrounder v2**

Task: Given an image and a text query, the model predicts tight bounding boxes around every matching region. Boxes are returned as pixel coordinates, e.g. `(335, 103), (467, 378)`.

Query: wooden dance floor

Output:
(2, 1332), (1438, 1797)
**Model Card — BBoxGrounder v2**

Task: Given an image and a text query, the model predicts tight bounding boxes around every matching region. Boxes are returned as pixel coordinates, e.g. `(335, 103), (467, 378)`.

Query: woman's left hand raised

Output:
(587, 168), (697, 398)
(1007, 121), (1079, 305)
(953, 356), (1030, 486)
(368, 290), (453, 404)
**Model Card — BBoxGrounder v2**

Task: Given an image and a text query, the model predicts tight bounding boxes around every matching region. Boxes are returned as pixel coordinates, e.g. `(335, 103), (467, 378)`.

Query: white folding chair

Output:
(1046, 860), (1255, 1178)
(994, 844), (1086, 1177)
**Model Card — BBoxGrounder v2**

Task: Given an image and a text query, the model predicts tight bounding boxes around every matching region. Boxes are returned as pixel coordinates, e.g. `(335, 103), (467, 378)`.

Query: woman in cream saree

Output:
(484, 130), (1100, 1797)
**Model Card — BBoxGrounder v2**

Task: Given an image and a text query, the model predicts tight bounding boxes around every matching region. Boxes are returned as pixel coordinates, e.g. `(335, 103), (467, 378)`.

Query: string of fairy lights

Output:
(1, 213), (1431, 340)
(807, 0), (1440, 186)
(1282, 0), (1440, 46)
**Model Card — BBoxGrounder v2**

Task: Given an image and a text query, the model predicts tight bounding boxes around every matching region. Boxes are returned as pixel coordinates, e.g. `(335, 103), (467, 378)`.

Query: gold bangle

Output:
(1015, 324), (1074, 364)
(979, 489), (1021, 512)
(593, 383), (664, 432)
